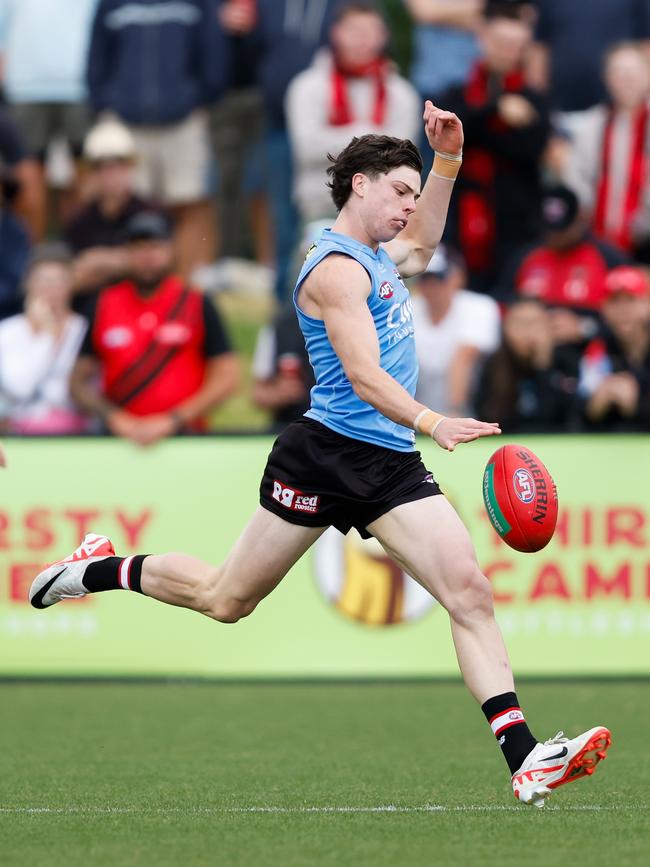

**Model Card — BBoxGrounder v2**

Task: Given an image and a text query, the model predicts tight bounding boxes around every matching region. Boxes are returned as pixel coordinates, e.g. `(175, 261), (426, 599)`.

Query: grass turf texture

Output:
(2, 681), (648, 866)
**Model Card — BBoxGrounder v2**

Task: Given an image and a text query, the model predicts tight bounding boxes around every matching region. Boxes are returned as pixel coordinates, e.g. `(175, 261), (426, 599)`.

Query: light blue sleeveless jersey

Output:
(294, 229), (417, 452)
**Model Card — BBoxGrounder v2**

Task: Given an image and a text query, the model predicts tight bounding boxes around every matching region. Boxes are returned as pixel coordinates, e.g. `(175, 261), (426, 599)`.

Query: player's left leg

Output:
(29, 507), (326, 623)
(367, 496), (611, 806)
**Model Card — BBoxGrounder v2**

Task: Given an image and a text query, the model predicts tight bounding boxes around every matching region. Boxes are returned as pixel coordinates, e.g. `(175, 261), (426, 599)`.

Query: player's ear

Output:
(351, 172), (367, 198)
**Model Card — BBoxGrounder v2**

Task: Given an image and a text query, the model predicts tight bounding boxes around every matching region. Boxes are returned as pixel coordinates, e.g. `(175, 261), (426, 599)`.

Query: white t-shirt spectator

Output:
(413, 289), (500, 413)
(0, 312), (89, 433)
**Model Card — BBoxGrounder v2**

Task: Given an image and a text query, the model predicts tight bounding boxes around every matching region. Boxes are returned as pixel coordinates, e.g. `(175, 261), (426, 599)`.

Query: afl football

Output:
(483, 445), (558, 552)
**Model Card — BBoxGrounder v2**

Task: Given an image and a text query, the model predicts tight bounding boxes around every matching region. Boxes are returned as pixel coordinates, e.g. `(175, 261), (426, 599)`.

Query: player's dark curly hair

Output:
(326, 135), (423, 212)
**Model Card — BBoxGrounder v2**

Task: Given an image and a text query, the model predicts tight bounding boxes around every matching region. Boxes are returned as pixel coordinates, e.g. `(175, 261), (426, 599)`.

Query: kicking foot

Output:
(29, 533), (116, 609)
(512, 726), (612, 808)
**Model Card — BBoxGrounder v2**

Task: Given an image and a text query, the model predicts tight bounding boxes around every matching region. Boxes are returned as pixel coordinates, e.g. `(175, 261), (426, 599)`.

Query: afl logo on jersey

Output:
(379, 281), (394, 300)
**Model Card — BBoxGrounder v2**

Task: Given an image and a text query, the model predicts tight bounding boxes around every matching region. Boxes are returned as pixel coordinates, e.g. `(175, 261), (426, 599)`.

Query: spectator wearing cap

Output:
(0, 0), (98, 235)
(578, 265), (650, 430)
(64, 118), (160, 296)
(412, 243), (500, 416)
(70, 211), (240, 444)
(498, 185), (629, 348)
(86, 0), (229, 279)
(285, 1), (420, 224)
(441, 1), (551, 291)
(562, 43), (650, 263)
(476, 297), (580, 432)
(0, 244), (90, 434)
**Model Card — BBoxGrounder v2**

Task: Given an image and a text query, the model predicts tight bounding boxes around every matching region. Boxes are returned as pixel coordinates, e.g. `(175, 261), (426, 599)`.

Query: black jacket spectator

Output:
(577, 267), (650, 431)
(87, 0), (229, 125)
(441, 8), (550, 290)
(476, 299), (580, 432)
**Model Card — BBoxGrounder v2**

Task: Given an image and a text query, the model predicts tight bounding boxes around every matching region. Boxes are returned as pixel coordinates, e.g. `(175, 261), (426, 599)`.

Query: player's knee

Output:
(446, 565), (494, 627)
(208, 594), (258, 624)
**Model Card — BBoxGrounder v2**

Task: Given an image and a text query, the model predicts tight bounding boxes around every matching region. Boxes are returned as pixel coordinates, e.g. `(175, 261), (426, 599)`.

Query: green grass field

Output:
(1, 681), (648, 866)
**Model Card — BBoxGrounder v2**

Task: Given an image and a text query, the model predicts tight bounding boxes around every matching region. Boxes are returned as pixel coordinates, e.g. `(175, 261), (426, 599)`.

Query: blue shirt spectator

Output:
(0, 0), (98, 104)
(406, 1), (482, 100)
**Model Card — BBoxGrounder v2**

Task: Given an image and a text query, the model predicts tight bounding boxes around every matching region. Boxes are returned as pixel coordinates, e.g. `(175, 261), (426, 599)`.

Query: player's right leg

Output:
(367, 496), (611, 807)
(29, 507), (326, 623)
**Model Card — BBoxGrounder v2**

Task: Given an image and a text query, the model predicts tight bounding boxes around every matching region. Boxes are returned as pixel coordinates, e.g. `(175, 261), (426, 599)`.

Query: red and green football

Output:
(483, 444), (558, 552)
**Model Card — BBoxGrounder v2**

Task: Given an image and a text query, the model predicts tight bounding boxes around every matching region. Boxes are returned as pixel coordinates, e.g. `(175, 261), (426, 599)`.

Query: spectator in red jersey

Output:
(563, 43), (650, 263)
(498, 185), (629, 348)
(441, 1), (550, 291)
(475, 297), (580, 432)
(70, 211), (240, 444)
(64, 118), (160, 297)
(578, 265), (650, 430)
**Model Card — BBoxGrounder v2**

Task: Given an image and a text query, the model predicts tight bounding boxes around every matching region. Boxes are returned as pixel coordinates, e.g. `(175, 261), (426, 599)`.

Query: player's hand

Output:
(423, 101), (464, 156)
(432, 417), (501, 452)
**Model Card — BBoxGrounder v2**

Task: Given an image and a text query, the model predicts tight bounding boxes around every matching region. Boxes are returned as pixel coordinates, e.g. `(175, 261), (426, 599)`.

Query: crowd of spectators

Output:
(0, 0), (648, 440)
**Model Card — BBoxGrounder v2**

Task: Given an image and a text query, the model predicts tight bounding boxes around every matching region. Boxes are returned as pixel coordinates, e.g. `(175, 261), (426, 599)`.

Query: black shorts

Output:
(259, 418), (442, 538)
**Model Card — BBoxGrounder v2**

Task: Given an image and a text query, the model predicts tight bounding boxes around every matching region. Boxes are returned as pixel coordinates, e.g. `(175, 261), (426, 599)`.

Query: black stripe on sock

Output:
(129, 555), (148, 594)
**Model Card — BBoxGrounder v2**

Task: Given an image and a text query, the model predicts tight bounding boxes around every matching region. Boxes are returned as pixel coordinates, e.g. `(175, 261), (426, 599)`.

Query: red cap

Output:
(604, 266), (649, 298)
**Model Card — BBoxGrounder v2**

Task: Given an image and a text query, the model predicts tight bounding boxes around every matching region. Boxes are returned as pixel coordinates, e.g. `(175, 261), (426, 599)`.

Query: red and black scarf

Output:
(329, 57), (388, 126)
(458, 62), (526, 274)
(593, 103), (649, 251)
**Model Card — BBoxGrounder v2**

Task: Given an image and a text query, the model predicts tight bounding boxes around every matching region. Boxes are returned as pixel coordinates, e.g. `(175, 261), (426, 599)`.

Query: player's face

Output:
(358, 167), (421, 243)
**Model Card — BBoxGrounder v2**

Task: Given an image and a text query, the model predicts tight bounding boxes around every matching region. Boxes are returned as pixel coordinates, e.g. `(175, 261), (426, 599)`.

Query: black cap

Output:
(540, 185), (579, 232)
(123, 210), (173, 243)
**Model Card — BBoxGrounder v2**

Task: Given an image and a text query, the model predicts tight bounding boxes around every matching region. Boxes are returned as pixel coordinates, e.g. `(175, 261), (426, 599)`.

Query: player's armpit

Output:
(303, 254), (380, 378)
(305, 255), (425, 428)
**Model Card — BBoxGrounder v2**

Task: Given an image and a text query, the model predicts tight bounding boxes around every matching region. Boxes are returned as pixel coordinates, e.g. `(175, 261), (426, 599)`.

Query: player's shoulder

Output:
(308, 251), (371, 285)
(302, 252), (372, 306)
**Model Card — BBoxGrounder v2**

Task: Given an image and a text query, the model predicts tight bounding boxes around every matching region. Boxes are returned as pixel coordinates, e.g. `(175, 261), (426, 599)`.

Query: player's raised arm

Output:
(304, 254), (500, 451)
(383, 102), (464, 278)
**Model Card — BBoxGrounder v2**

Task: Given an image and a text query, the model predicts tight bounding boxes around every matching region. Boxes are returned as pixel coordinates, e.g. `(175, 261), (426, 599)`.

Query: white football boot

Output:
(29, 533), (116, 609)
(512, 727), (612, 808)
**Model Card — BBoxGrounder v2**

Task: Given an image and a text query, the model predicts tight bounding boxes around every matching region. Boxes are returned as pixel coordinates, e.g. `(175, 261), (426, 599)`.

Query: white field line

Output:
(0, 804), (642, 815)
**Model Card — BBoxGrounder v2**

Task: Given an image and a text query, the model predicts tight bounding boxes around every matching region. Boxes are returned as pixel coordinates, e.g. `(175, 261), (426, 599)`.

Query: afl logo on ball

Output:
(379, 281), (394, 300)
(513, 468), (536, 503)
